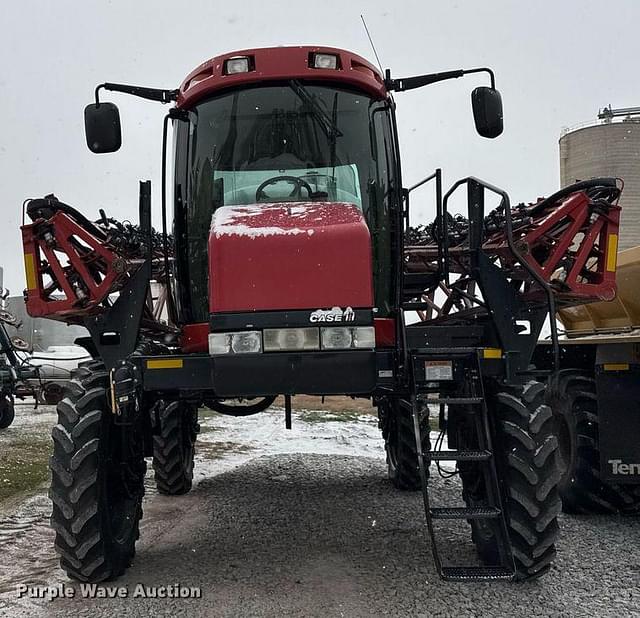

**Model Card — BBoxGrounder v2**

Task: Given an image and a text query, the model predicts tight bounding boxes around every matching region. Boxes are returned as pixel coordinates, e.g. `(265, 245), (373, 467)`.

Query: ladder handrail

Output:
(441, 176), (560, 372)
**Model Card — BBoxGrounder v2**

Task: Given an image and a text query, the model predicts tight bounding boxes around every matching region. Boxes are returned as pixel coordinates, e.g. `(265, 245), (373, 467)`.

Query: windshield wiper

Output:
(288, 80), (343, 140)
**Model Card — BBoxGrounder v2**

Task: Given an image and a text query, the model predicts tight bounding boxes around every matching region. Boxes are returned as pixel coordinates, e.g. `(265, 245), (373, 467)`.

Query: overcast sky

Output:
(1, 0), (638, 292)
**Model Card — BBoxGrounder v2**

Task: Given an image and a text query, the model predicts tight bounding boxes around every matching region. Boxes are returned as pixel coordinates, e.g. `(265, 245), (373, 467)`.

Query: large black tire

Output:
(0, 396), (15, 429)
(49, 360), (146, 581)
(457, 381), (562, 581)
(152, 400), (198, 495)
(554, 372), (640, 514)
(379, 398), (430, 491)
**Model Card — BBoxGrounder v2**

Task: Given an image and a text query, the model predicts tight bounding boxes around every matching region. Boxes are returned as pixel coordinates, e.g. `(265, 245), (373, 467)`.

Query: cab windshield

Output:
(174, 83), (398, 321)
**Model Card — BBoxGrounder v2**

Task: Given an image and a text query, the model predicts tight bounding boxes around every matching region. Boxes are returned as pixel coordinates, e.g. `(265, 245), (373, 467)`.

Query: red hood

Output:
(208, 202), (374, 313)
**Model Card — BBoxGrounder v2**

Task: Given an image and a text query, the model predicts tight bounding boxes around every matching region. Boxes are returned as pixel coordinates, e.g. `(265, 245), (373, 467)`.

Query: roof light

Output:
(311, 53), (339, 70)
(224, 56), (251, 75)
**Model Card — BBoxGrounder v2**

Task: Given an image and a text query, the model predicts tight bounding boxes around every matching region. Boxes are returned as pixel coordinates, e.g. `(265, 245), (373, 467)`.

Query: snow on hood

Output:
(210, 202), (361, 239)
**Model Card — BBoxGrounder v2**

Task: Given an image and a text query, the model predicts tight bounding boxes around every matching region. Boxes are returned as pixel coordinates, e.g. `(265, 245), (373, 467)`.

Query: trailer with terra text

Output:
(535, 245), (640, 513)
(20, 46), (623, 582)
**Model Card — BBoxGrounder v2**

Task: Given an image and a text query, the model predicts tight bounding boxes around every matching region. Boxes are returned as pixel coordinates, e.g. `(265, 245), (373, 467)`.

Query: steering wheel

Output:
(256, 176), (313, 202)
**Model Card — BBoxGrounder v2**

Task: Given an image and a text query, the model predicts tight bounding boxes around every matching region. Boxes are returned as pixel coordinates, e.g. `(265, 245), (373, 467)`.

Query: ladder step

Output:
(427, 450), (491, 462)
(426, 397), (483, 404)
(430, 506), (501, 520)
(441, 566), (513, 582)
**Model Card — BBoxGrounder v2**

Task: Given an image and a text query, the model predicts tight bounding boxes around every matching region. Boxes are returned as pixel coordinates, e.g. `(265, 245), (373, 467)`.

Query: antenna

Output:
(360, 15), (384, 75)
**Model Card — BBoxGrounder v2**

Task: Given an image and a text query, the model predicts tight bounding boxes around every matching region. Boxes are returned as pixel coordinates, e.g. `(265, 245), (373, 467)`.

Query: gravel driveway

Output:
(1, 408), (639, 617)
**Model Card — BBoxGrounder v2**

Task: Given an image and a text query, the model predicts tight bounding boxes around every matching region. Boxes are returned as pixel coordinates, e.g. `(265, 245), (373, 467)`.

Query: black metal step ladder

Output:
(406, 349), (516, 582)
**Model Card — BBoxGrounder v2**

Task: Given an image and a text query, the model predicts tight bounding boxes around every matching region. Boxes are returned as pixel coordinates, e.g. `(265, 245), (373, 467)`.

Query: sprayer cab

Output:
(81, 46), (504, 335)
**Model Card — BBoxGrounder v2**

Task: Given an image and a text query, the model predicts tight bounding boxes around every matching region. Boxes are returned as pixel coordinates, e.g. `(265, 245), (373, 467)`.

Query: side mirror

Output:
(84, 102), (122, 153)
(471, 87), (503, 139)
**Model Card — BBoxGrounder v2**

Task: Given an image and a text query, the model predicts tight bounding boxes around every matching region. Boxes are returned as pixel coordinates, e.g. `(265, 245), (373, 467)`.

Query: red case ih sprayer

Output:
(21, 46), (622, 582)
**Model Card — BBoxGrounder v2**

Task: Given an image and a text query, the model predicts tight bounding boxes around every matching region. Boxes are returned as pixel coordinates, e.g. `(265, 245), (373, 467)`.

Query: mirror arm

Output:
(94, 82), (179, 106)
(386, 66), (495, 92)
(462, 67), (496, 89)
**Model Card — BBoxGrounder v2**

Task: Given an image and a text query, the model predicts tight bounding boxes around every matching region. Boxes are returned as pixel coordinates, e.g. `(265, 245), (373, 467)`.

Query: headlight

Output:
(321, 326), (375, 350)
(209, 331), (262, 355)
(321, 327), (352, 349)
(351, 326), (375, 348)
(263, 328), (320, 351)
(209, 326), (375, 354)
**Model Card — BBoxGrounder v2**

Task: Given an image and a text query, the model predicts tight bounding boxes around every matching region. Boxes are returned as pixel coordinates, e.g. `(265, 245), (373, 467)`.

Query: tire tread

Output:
(50, 362), (144, 582)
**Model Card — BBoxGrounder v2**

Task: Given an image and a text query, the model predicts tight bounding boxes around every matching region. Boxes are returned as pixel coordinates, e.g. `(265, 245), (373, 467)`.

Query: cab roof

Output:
(177, 46), (387, 108)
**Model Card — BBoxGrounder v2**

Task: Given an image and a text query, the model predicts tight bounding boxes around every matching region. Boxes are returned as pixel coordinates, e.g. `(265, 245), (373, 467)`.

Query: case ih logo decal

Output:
(609, 459), (640, 475)
(309, 306), (355, 323)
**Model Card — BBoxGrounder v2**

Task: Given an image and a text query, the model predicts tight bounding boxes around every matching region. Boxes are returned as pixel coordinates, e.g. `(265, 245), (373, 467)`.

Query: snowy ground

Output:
(0, 399), (390, 601)
(0, 402), (639, 617)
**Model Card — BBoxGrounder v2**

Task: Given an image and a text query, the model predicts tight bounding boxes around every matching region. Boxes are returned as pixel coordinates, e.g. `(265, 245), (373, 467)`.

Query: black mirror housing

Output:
(471, 87), (503, 139)
(84, 102), (122, 153)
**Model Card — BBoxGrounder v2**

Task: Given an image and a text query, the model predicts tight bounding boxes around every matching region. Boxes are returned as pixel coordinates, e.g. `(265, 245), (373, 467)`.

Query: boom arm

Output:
(21, 193), (175, 338)
(404, 178), (622, 316)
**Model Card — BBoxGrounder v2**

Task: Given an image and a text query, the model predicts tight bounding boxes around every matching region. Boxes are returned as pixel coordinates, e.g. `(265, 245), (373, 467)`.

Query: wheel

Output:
(49, 360), (146, 581)
(42, 381), (64, 405)
(455, 381), (562, 581)
(0, 396), (15, 429)
(152, 400), (198, 495)
(553, 372), (640, 514)
(379, 398), (430, 491)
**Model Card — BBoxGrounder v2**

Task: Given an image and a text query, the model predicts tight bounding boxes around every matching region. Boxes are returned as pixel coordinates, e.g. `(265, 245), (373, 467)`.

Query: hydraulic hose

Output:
(527, 178), (619, 217)
(26, 195), (107, 240)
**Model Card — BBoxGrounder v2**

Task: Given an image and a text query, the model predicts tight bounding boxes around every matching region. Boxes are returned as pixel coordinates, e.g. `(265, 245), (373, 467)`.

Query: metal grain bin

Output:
(560, 109), (640, 250)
